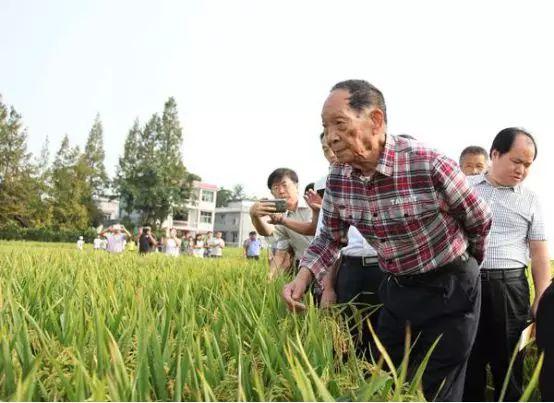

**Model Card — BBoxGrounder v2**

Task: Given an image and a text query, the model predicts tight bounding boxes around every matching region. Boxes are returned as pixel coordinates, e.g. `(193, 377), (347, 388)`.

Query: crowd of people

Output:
(248, 80), (553, 401)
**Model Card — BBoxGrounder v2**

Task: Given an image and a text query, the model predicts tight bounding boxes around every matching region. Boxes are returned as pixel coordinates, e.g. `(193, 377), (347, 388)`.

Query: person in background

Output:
(459, 145), (488, 176)
(204, 231), (213, 258)
(93, 235), (103, 250)
(249, 168), (313, 279)
(463, 128), (551, 401)
(100, 224), (131, 254)
(181, 231), (191, 255)
(283, 79), (492, 401)
(244, 231), (262, 260)
(192, 233), (205, 258)
(164, 227), (181, 257)
(536, 281), (554, 401)
(76, 236), (84, 250)
(139, 226), (157, 254)
(209, 231), (225, 258)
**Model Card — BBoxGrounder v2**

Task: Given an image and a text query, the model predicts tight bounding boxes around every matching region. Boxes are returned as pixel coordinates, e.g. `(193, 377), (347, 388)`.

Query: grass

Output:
(0, 241), (550, 401)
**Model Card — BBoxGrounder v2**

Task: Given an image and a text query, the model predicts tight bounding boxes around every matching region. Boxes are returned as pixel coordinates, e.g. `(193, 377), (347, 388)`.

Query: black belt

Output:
(341, 254), (379, 267)
(480, 267), (526, 280)
(389, 251), (470, 286)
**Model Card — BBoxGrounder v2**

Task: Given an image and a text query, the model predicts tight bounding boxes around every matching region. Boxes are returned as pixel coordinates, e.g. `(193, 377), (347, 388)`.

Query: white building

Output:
(95, 196), (120, 221)
(214, 200), (257, 246)
(162, 181), (218, 234)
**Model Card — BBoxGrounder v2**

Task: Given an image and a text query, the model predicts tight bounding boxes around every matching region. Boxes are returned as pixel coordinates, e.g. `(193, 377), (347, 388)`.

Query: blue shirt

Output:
(245, 238), (262, 256)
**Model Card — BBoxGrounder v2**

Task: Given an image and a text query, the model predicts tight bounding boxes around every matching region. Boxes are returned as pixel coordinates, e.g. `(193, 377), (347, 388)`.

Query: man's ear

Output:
(369, 108), (385, 133)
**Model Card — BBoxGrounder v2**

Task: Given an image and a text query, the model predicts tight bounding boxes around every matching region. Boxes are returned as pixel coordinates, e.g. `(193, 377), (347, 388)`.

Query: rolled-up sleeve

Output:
(432, 156), (492, 263)
(299, 178), (348, 284)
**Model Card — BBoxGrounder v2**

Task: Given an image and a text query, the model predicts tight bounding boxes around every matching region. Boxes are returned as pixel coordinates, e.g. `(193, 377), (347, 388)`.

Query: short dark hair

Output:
(490, 128), (537, 161)
(304, 182), (315, 194)
(249, 231), (257, 236)
(267, 168), (298, 189)
(331, 79), (387, 123)
(459, 146), (488, 165)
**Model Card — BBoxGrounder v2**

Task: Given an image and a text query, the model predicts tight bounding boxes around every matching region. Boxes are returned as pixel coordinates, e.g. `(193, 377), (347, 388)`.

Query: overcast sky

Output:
(1, 0), (553, 249)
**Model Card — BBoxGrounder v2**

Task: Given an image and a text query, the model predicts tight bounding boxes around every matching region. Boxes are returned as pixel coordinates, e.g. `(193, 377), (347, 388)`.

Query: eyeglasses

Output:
(271, 181), (294, 192)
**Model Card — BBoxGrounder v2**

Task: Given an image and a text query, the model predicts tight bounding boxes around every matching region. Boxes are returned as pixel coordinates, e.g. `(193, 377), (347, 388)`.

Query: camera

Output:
(267, 198), (287, 213)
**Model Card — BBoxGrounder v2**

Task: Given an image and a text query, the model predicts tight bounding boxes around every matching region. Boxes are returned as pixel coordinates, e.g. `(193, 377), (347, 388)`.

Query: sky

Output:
(1, 0), (553, 250)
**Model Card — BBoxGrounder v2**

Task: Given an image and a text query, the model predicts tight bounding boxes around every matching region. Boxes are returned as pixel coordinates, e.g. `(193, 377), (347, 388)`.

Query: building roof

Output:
(194, 181), (218, 190)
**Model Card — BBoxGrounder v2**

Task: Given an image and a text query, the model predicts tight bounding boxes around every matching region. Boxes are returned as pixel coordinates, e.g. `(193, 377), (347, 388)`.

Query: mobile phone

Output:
(266, 198), (287, 213)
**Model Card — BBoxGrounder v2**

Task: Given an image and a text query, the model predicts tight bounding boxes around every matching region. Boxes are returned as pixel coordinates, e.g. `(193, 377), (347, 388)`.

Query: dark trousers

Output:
(335, 255), (384, 362)
(377, 253), (481, 402)
(533, 281), (554, 401)
(463, 268), (530, 402)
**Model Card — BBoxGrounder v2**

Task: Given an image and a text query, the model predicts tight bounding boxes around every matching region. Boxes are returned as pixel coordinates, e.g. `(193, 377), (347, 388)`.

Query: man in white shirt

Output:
(100, 224), (131, 254)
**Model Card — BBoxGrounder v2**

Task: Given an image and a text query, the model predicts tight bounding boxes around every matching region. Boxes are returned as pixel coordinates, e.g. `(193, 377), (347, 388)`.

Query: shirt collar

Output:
(343, 133), (396, 179)
(480, 172), (521, 193)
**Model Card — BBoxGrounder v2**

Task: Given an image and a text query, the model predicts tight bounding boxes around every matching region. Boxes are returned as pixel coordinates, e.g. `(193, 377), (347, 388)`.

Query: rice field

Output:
(0, 241), (548, 401)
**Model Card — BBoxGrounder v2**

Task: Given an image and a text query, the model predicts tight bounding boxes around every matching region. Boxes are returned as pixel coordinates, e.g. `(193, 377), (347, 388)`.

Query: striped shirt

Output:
(300, 134), (492, 283)
(469, 174), (547, 269)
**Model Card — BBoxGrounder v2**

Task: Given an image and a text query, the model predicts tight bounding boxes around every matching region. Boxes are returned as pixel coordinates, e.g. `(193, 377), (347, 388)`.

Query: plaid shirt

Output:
(300, 134), (492, 284)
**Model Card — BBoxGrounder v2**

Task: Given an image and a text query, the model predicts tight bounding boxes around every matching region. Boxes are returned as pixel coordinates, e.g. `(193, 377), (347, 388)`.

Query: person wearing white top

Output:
(192, 234), (205, 258)
(164, 227), (181, 257)
(99, 224), (131, 254)
(93, 236), (103, 250)
(209, 231), (225, 257)
(76, 236), (84, 250)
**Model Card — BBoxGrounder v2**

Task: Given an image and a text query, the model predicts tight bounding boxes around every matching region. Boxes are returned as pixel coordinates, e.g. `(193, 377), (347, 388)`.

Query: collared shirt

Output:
(468, 173), (547, 269)
(300, 134), (492, 283)
(273, 198), (313, 260)
(341, 226), (378, 257)
(244, 238), (262, 256)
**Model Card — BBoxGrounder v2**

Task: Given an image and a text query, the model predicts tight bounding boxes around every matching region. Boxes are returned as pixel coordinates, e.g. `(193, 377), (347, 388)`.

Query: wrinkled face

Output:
(460, 153), (488, 176)
(490, 134), (535, 187)
(270, 175), (298, 210)
(321, 135), (338, 164)
(321, 89), (380, 166)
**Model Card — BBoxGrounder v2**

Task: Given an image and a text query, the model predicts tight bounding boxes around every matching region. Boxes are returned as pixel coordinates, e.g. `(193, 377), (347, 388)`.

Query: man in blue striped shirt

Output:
(463, 128), (552, 401)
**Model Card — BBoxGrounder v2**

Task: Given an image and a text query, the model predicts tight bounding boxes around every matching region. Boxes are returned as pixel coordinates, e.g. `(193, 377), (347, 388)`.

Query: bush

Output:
(0, 225), (98, 243)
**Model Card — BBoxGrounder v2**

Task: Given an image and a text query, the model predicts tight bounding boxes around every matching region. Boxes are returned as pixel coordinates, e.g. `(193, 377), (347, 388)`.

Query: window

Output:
(201, 190), (214, 203)
(174, 211), (189, 221)
(231, 231), (238, 243)
(200, 211), (213, 224)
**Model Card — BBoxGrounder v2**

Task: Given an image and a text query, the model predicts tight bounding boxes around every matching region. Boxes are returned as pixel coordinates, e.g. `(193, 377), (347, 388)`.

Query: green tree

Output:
(48, 135), (91, 230)
(83, 113), (109, 196)
(216, 187), (234, 207)
(115, 98), (199, 228)
(0, 95), (45, 228)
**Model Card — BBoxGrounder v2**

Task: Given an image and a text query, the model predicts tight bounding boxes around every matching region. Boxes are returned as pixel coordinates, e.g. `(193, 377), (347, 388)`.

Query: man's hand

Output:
(282, 267), (313, 312)
(250, 200), (278, 217)
(304, 189), (323, 212)
(268, 213), (285, 225)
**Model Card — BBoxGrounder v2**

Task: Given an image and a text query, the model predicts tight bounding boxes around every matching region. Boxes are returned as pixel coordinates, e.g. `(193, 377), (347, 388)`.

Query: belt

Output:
(341, 254), (379, 267)
(389, 251), (470, 286)
(480, 267), (526, 280)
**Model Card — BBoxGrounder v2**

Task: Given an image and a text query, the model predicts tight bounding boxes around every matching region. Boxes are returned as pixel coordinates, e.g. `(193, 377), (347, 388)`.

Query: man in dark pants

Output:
(282, 79), (492, 401)
(536, 281), (554, 401)
(463, 128), (551, 401)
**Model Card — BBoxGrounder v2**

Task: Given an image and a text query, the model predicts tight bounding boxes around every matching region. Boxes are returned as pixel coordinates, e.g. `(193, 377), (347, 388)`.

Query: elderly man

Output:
(463, 128), (551, 401)
(250, 168), (312, 278)
(283, 80), (492, 401)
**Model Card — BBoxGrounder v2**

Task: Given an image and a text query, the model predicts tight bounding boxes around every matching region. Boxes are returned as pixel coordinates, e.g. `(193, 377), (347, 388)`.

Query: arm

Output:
(530, 242), (552, 318)
(432, 155), (492, 263)
(121, 225), (132, 238)
(319, 258), (340, 308)
(269, 249), (293, 280)
(270, 213), (318, 236)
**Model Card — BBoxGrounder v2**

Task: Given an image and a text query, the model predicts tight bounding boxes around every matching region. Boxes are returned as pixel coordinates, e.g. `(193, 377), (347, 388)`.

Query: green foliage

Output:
(115, 98), (198, 228)
(83, 113), (109, 197)
(0, 226), (97, 242)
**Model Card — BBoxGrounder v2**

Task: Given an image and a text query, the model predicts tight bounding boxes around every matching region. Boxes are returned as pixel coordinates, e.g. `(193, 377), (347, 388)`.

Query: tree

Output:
(0, 95), (44, 227)
(216, 187), (234, 207)
(48, 135), (91, 230)
(83, 113), (108, 196)
(232, 184), (246, 200)
(115, 98), (199, 228)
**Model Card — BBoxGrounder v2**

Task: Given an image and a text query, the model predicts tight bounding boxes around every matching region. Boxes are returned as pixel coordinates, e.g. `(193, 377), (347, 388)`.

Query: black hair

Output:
(490, 127), (537, 161)
(249, 231), (257, 236)
(267, 168), (299, 189)
(459, 145), (488, 165)
(304, 182), (315, 194)
(331, 79), (388, 123)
